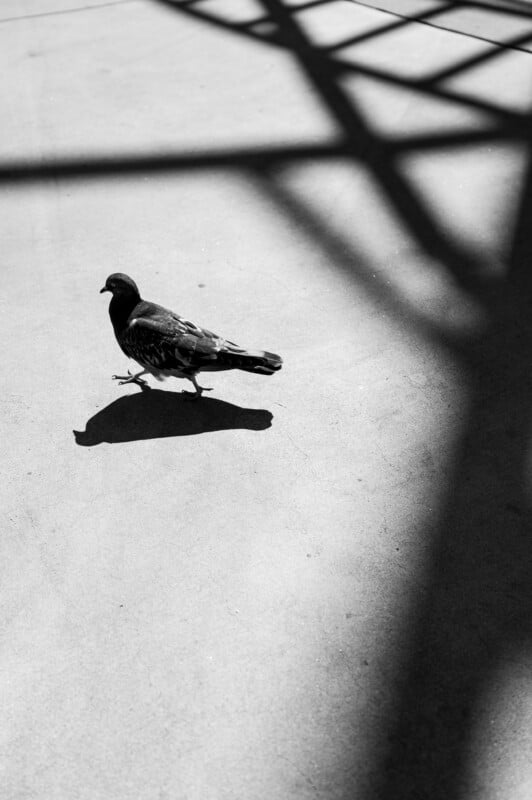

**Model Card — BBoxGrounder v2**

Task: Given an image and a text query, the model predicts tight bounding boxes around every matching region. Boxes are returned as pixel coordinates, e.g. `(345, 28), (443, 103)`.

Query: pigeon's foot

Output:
(112, 369), (149, 387)
(183, 376), (213, 400)
(182, 389), (213, 400)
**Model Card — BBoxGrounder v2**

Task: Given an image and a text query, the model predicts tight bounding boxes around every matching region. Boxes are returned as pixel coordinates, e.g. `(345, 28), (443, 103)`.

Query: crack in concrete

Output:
(0, 0), (135, 25)
(348, 0), (532, 56)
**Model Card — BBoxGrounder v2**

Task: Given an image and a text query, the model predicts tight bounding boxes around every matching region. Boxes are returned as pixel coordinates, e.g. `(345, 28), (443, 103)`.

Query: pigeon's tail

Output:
(220, 346), (282, 375)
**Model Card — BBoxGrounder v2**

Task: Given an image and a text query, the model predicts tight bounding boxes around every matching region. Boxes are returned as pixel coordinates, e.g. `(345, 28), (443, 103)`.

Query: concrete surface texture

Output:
(2, 1), (532, 798)
(353, 0), (532, 53)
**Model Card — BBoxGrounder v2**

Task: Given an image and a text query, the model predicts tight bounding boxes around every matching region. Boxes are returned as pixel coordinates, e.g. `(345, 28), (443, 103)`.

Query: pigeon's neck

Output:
(109, 292), (140, 333)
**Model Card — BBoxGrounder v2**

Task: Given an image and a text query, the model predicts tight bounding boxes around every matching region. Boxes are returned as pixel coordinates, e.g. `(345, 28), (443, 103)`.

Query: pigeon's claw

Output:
(112, 370), (132, 381)
(118, 378), (147, 386)
(183, 376), (213, 400)
(112, 369), (148, 386)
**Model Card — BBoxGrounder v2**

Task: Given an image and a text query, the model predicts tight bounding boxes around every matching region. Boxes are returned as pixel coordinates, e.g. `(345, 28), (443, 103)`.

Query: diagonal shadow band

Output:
(73, 388), (273, 446)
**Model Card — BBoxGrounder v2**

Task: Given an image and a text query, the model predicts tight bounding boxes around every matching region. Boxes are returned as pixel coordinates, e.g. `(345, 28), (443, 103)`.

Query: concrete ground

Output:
(2, 1), (532, 798)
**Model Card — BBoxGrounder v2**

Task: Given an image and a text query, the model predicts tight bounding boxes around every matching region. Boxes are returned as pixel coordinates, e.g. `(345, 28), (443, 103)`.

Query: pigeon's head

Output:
(100, 273), (140, 299)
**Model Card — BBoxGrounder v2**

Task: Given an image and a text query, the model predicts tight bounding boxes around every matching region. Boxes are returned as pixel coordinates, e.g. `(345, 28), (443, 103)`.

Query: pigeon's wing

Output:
(120, 302), (227, 371)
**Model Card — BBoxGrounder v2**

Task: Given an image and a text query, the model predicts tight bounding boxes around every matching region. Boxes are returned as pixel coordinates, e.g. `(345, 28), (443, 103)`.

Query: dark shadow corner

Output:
(73, 387), (273, 446)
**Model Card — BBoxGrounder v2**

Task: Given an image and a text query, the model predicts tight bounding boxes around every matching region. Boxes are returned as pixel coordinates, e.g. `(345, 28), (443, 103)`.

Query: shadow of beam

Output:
(366, 276), (532, 800)
(0, 127), (523, 185)
(361, 83), (532, 800)
(0, 142), (344, 184)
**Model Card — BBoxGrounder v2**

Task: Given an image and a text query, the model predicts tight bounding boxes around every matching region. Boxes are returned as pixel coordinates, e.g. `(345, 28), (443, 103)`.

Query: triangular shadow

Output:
(73, 388), (273, 446)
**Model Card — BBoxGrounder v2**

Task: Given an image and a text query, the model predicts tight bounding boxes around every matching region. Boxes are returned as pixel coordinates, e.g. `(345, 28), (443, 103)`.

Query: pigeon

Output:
(100, 273), (282, 398)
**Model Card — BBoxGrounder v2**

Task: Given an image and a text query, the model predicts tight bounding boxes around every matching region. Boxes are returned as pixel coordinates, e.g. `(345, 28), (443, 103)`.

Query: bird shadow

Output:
(73, 387), (273, 446)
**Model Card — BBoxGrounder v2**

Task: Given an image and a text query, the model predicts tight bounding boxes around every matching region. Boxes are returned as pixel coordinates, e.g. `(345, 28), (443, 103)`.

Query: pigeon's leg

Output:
(112, 369), (149, 387)
(184, 374), (213, 399)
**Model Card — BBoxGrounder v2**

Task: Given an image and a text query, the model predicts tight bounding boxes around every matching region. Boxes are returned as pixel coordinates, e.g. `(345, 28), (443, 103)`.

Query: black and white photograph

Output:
(2, 0), (532, 797)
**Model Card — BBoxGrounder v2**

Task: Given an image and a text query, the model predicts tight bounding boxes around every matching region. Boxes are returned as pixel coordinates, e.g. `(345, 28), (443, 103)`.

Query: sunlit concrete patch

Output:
(0, 0), (338, 162)
(442, 43), (532, 113)
(294, 0), (389, 47)
(467, 646), (532, 800)
(2, 154), (467, 798)
(402, 140), (532, 266)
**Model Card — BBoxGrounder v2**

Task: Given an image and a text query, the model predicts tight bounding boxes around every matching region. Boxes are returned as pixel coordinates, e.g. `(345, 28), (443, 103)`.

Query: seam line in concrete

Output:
(348, 0), (532, 56)
(0, 0), (135, 25)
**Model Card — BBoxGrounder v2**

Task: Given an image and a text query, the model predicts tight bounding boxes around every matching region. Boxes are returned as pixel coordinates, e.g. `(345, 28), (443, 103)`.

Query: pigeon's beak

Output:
(100, 286), (109, 294)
